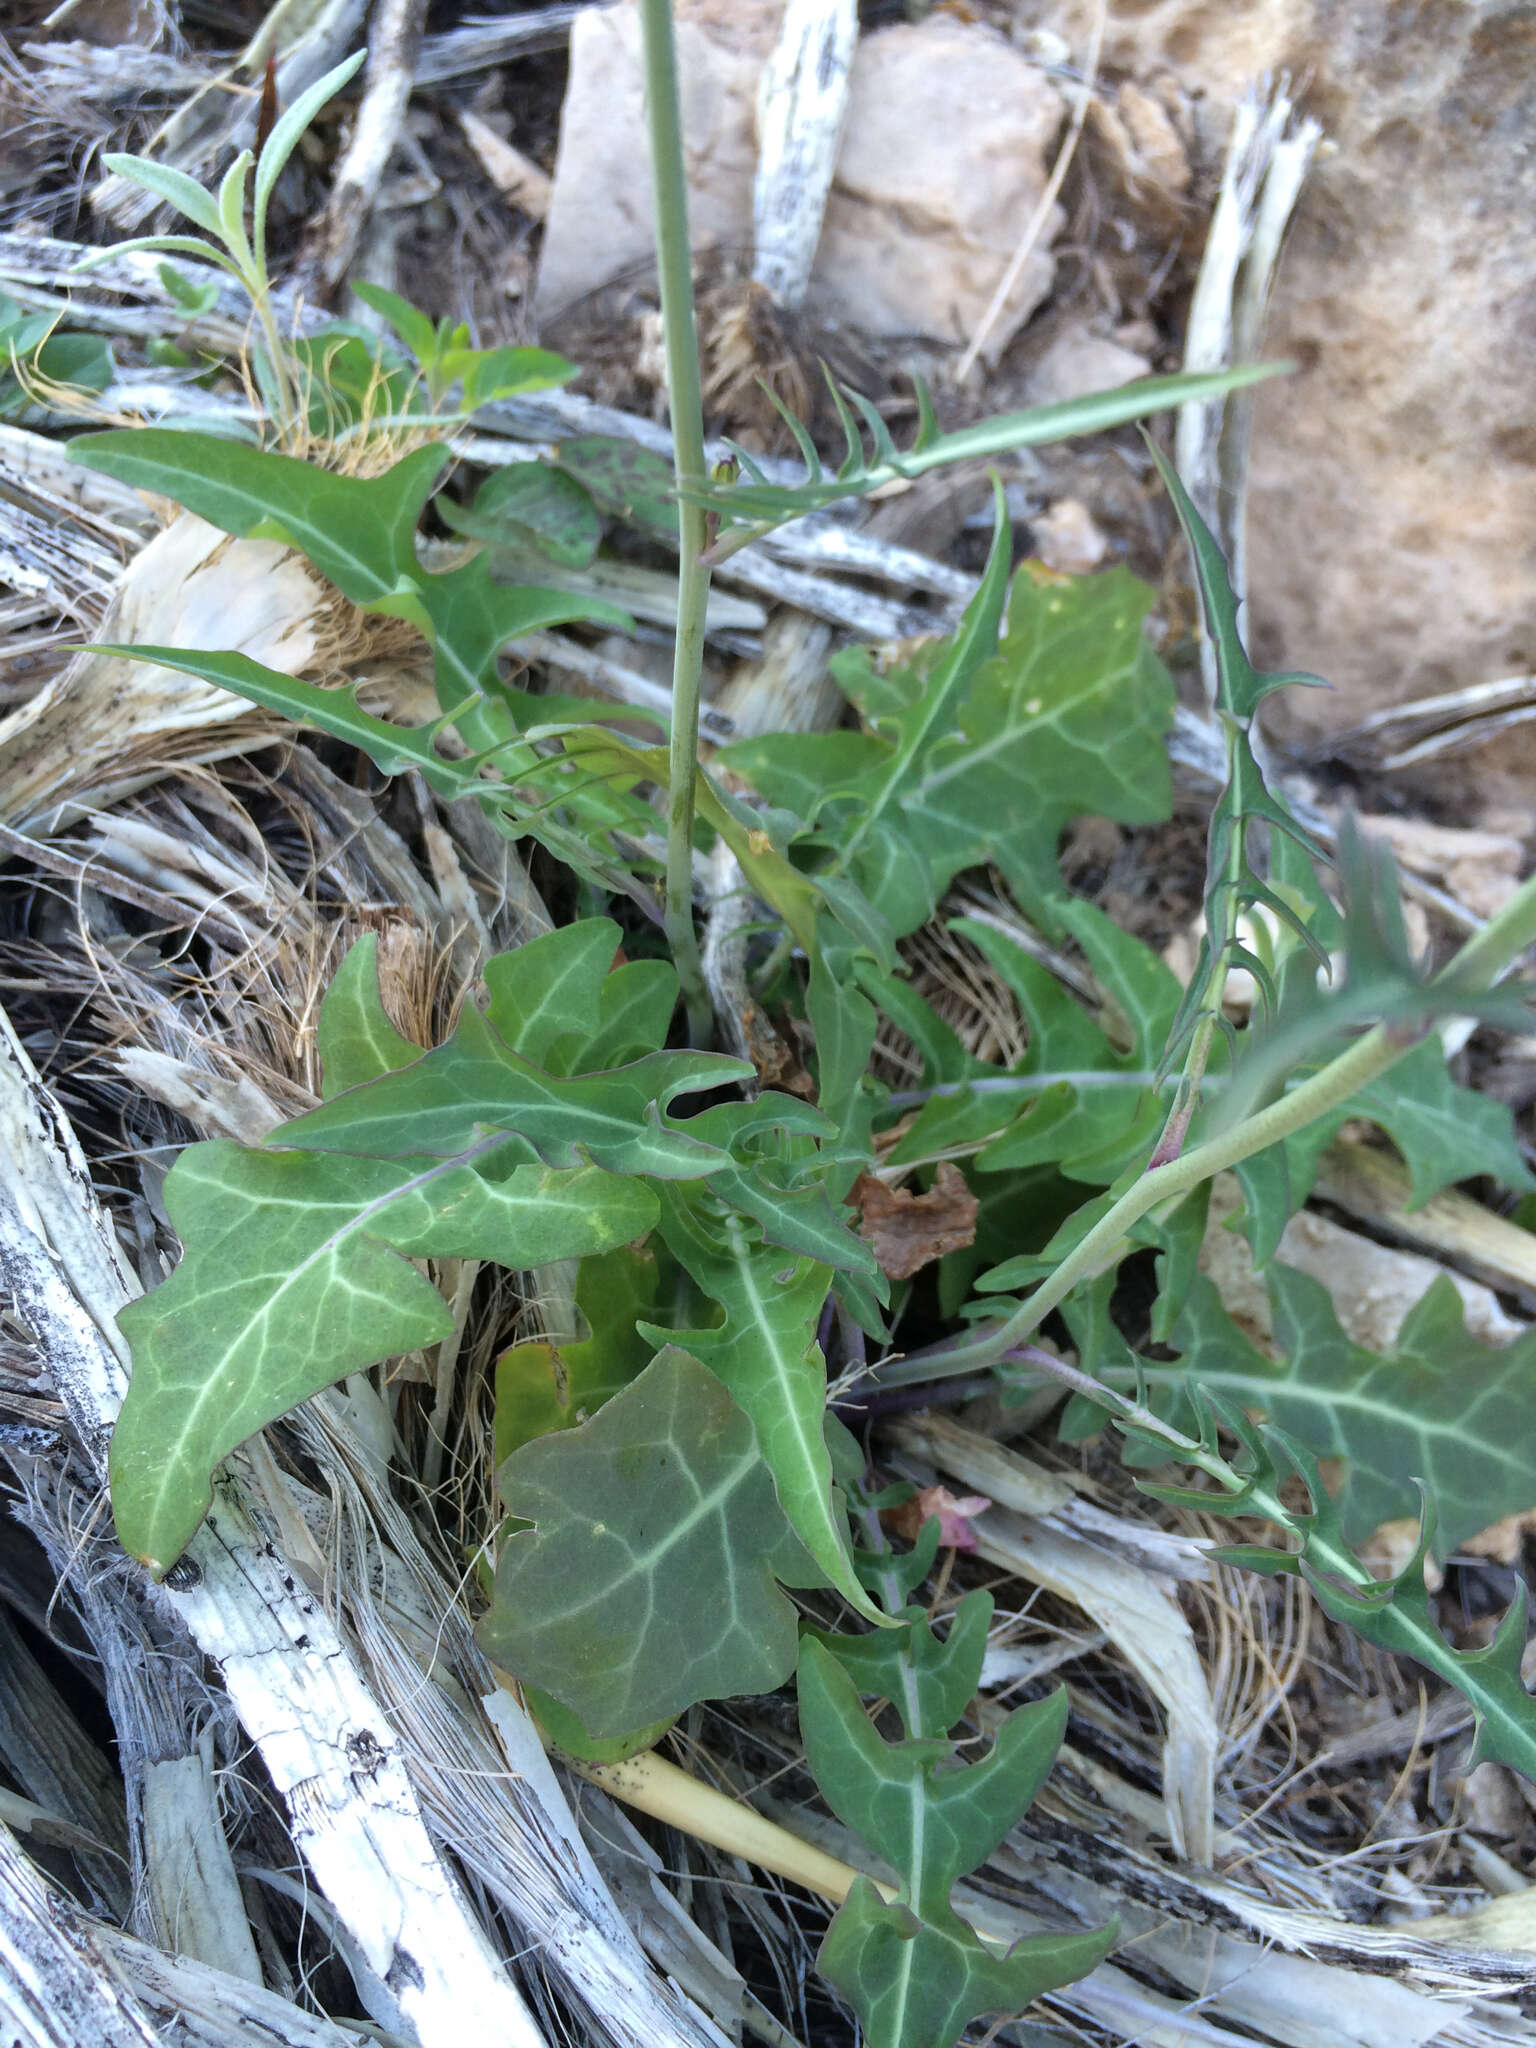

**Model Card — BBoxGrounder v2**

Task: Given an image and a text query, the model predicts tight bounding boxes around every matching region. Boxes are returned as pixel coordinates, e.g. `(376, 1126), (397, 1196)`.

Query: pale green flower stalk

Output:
(638, 0), (713, 1042)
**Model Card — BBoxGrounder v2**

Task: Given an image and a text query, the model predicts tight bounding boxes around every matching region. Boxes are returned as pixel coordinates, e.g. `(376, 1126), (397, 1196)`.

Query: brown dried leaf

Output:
(854, 1161), (979, 1281)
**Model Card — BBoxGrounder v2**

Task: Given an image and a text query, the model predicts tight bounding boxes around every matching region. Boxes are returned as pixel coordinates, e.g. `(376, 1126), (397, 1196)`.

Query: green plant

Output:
(77, 55), (574, 443)
(798, 1471), (1116, 2046)
(0, 293), (114, 419)
(70, 11), (1536, 2045)
(75, 56), (369, 434)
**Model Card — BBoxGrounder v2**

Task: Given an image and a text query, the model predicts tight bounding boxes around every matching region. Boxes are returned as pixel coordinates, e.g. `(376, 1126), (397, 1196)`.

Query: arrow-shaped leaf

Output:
(69, 432), (633, 761)
(480, 1346), (808, 1735)
(71, 430), (447, 600)
(276, 1005), (750, 1179)
(799, 1643), (1112, 2048)
(113, 1143), (655, 1574)
(317, 933), (425, 1096)
(725, 552), (1175, 940)
(649, 1186), (883, 1623)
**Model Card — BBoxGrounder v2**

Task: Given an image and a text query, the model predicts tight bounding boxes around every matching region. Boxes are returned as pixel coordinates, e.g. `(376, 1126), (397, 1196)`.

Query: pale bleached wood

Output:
(2, 1821), (363, 2048)
(0, 1001), (547, 2048)
(753, 0), (858, 308)
(0, 1823), (162, 2048)
(1175, 85), (1320, 707)
(0, 984), (739, 2048)
(295, 0), (430, 300)
(140, 1735), (263, 1986)
(0, 1606), (129, 1922)
(413, 4), (584, 85)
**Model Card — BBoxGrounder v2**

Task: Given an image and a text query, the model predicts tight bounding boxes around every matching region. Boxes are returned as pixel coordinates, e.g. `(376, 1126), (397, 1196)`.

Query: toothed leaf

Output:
(112, 1145), (654, 1574)
(1067, 1266), (1536, 1554)
(799, 1644), (1112, 2048)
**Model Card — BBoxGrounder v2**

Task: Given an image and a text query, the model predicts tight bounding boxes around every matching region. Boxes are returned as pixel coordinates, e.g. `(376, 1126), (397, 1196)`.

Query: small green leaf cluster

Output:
(339, 282), (575, 422)
(113, 919), (890, 1715)
(0, 294), (114, 420)
(75, 56), (573, 443)
(76, 54), (368, 431)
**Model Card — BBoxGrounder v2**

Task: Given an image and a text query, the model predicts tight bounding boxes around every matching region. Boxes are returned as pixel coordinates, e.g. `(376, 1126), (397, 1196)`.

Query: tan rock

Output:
(536, 5), (1065, 354)
(1024, 323), (1152, 406)
(1115, 81), (1192, 195)
(1031, 498), (1109, 575)
(1020, 2), (1536, 738)
(1037, 0), (1308, 112)
(812, 17), (1065, 350)
(535, 3), (763, 325)
(1200, 1176), (1524, 1358)
(1249, 73), (1536, 741)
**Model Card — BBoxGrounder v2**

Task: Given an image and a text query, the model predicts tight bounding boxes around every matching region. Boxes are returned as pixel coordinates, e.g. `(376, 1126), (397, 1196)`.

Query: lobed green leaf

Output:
(649, 1186), (882, 1622)
(808, 1588), (992, 1741)
(277, 1006), (749, 1179)
(494, 1241), (665, 1460)
(441, 462), (601, 568)
(113, 1144), (654, 1574)
(1066, 1265), (1536, 1555)
(726, 550), (1175, 943)
(480, 1346), (810, 1734)
(1135, 1399), (1536, 1783)
(799, 1644), (1112, 2048)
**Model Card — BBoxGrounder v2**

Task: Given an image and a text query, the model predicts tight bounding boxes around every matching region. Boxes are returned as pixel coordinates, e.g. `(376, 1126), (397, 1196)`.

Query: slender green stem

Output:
(1437, 871), (1536, 987)
(1149, 715), (1249, 1169)
(1146, 1011), (1215, 1168)
(956, 864), (1536, 1372)
(1012, 1350), (1376, 1592)
(638, 0), (712, 1044)
(886, 1069), (1172, 1110)
(247, 274), (297, 439)
(855, 1502), (925, 1736)
(989, 1025), (1403, 1356)
(697, 365), (1289, 562)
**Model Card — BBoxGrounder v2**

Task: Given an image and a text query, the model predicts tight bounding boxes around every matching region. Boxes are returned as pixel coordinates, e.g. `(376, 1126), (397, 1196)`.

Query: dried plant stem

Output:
(565, 1747), (890, 1910)
(956, 0), (1107, 380)
(296, 0), (429, 300)
(638, 0), (712, 1043)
